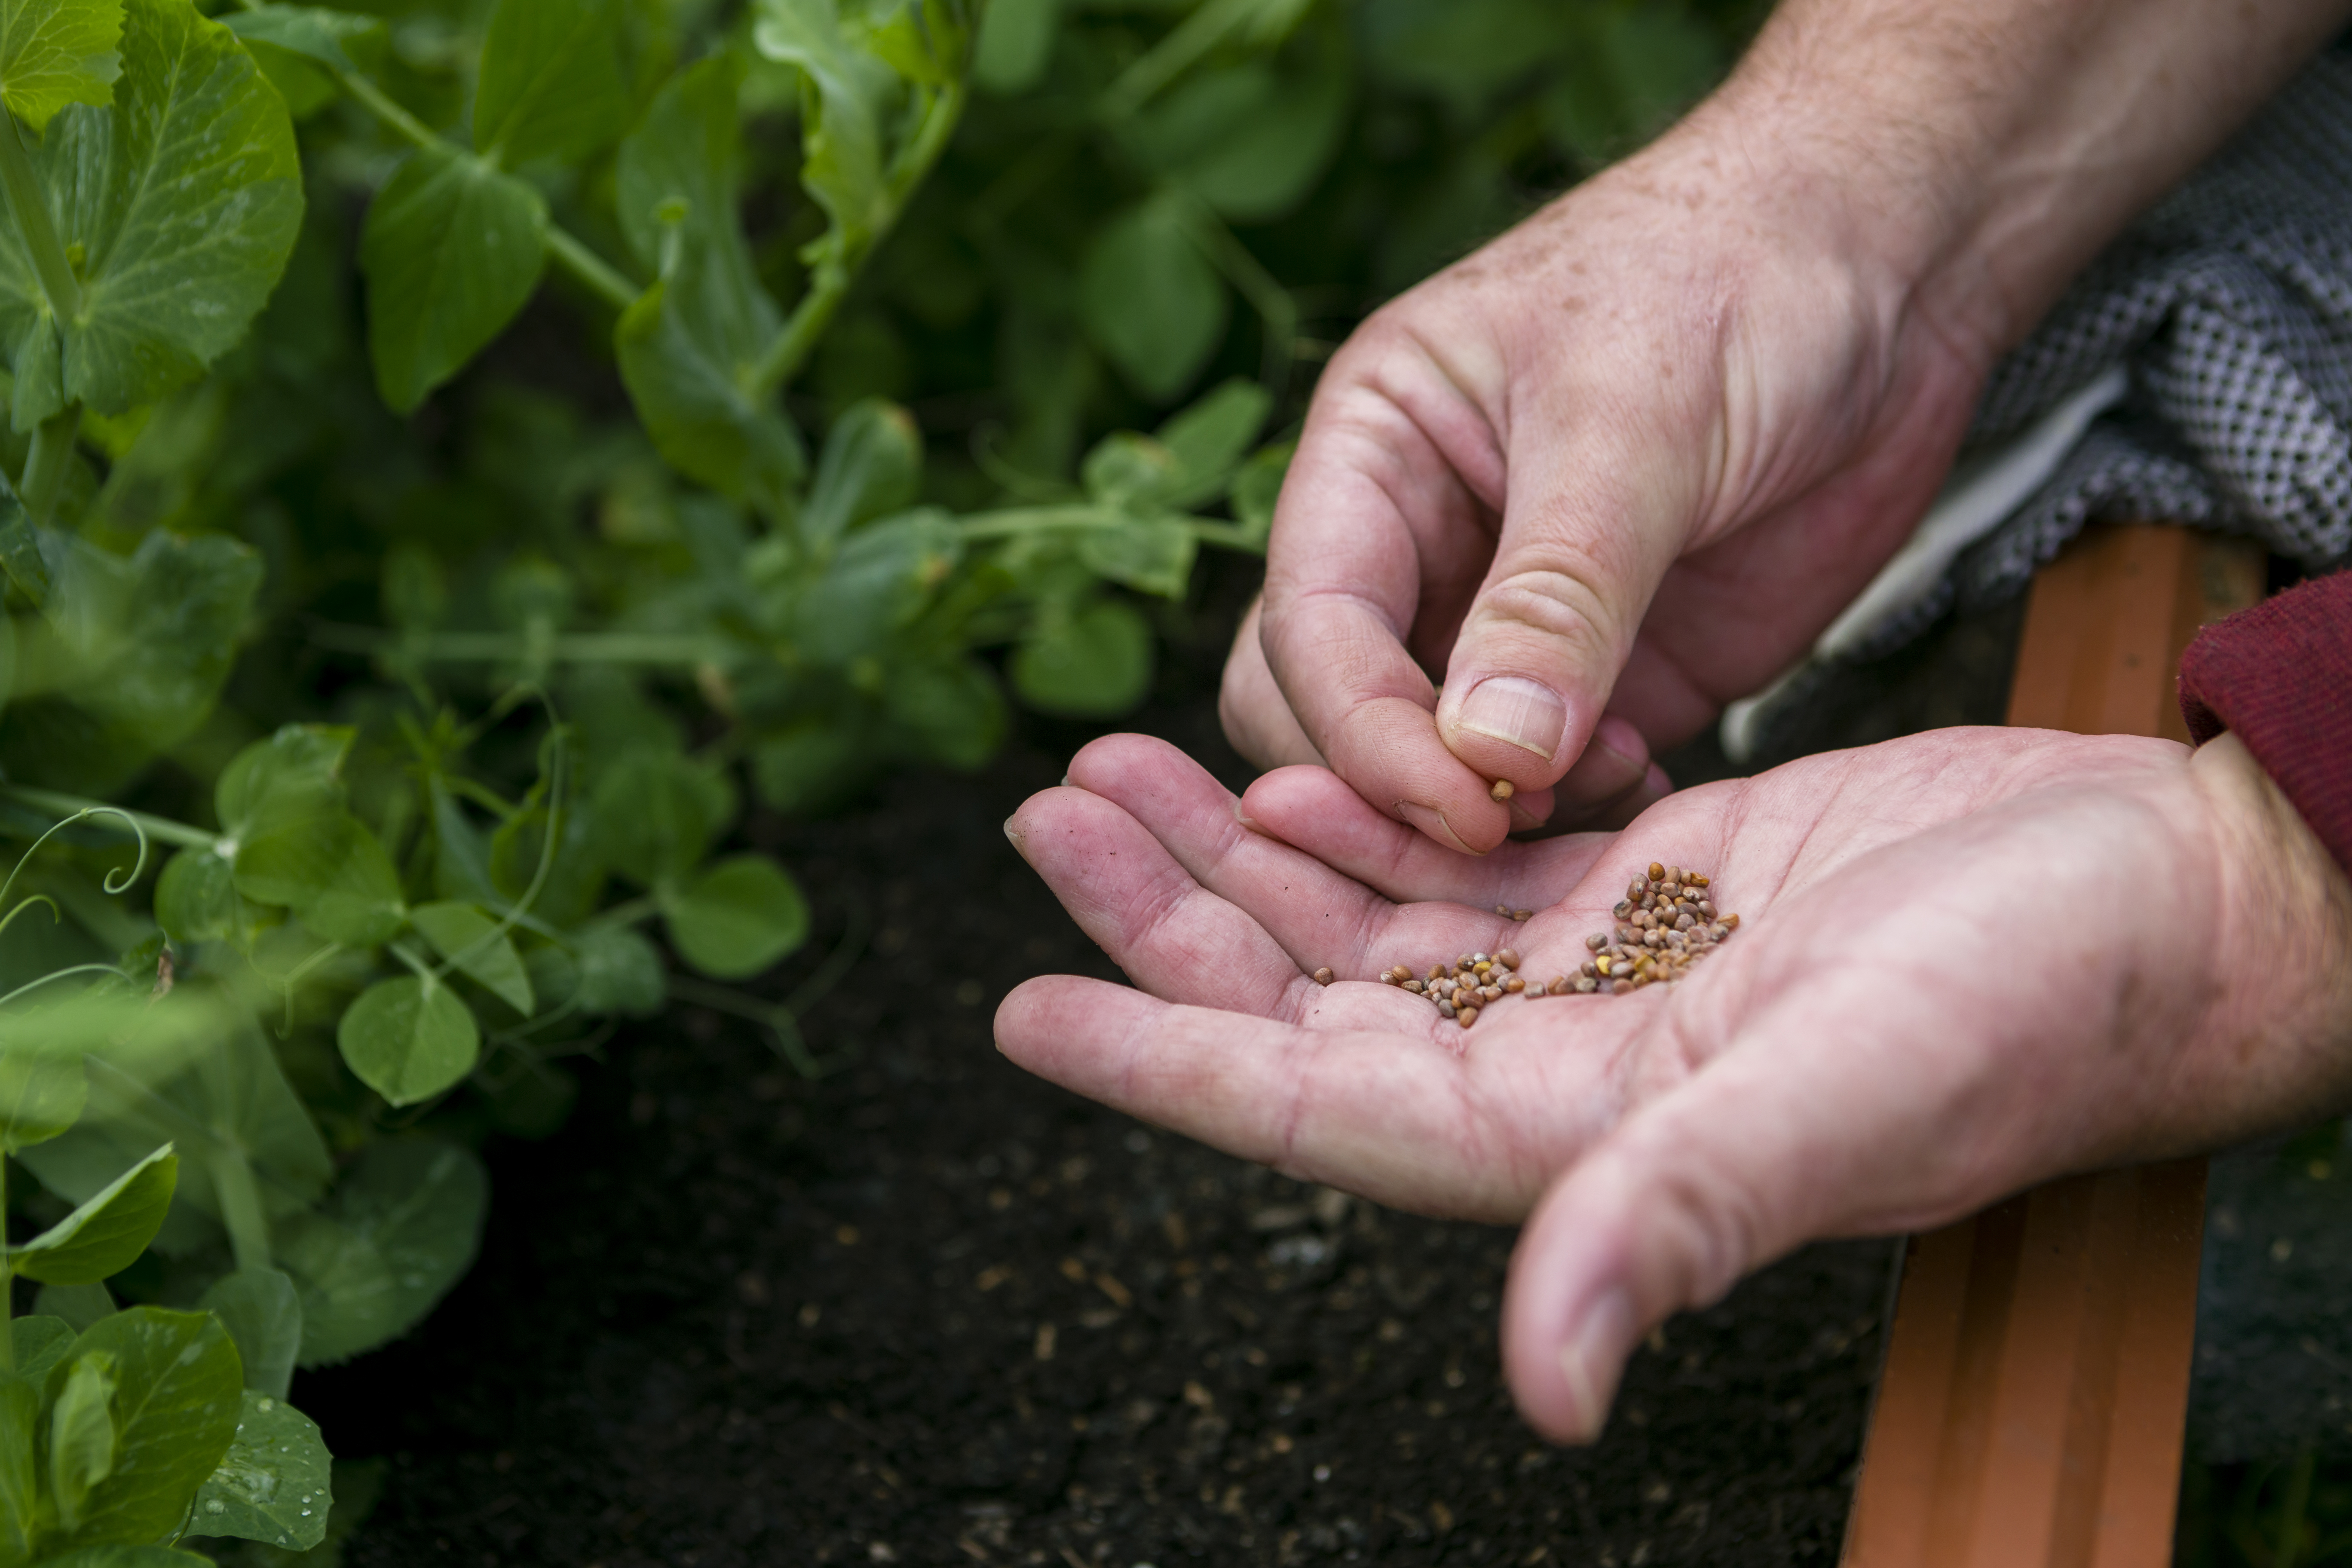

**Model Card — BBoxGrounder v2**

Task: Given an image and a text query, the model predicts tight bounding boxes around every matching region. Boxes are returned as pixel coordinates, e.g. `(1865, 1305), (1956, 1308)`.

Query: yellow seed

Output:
(1595, 956), (1613, 976)
(1490, 778), (1515, 802)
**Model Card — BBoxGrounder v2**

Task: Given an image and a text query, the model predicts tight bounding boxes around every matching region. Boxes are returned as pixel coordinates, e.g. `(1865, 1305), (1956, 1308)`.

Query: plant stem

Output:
(748, 82), (969, 399)
(957, 504), (1267, 554)
(1096, 0), (1263, 122)
(18, 408), (77, 528)
(214, 1157), (272, 1274)
(1176, 196), (1297, 391)
(0, 1152), (12, 1374)
(0, 114), (79, 326)
(0, 787), (219, 852)
(546, 227), (640, 312)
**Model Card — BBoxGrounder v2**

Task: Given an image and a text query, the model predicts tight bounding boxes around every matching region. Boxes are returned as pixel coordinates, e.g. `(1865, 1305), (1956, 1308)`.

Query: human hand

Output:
(997, 730), (2352, 1441)
(1225, 0), (2348, 851)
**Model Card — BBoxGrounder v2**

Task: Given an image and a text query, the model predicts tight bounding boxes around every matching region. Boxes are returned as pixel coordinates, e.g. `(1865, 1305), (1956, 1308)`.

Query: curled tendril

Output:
(0, 962), (136, 1011)
(0, 894), (60, 944)
(0, 805), (153, 914)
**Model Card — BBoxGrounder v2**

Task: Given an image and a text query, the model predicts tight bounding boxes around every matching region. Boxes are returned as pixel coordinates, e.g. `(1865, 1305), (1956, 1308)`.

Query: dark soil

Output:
(301, 677), (1905, 1567)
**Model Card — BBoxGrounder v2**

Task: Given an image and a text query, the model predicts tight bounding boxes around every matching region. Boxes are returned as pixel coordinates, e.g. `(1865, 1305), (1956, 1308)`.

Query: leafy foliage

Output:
(0, 0), (1759, 1550)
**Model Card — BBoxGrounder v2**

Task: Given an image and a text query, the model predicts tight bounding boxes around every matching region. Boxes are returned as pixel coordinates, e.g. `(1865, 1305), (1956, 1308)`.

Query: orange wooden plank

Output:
(1842, 525), (2263, 1568)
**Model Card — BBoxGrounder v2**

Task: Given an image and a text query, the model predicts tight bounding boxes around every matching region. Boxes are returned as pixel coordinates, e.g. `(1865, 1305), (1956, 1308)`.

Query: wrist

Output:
(2187, 732), (2352, 1122)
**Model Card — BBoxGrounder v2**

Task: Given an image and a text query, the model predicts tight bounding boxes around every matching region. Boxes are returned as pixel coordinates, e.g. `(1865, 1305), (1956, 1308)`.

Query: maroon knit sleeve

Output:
(2177, 570), (2352, 872)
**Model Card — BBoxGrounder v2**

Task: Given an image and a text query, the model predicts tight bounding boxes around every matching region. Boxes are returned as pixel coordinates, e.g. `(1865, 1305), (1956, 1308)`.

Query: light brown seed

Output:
(1312, 967), (1334, 985)
(1490, 778), (1515, 802)
(1526, 983), (1546, 998)
(1438, 1000), (1456, 1018)
(1575, 976), (1598, 994)
(1584, 933), (1606, 951)
(1404, 979), (1424, 993)
(1549, 974), (1569, 992)
(1666, 864), (1682, 885)
(1458, 1006), (1478, 1028)
(1648, 862), (1666, 881)
(1504, 976), (1524, 993)
(1722, 913), (1740, 930)
(1496, 949), (1520, 969)
(1513, 908), (1533, 921)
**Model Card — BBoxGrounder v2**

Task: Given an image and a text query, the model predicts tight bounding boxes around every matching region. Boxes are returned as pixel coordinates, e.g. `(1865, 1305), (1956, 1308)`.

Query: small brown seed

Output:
(1722, 913), (1740, 930)
(1458, 1006), (1478, 1028)
(1438, 1001), (1456, 1018)
(1613, 900), (1632, 919)
(1504, 976), (1524, 993)
(1627, 879), (1646, 902)
(1666, 864), (1682, 885)
(1404, 979), (1424, 992)
(1575, 976), (1599, 994)
(1648, 862), (1666, 881)
(1526, 983), (1545, 998)
(1312, 967), (1334, 985)
(1580, 960), (1598, 978)
(1584, 933), (1606, 951)
(1675, 913), (1695, 932)
(1490, 778), (1515, 802)
(1496, 949), (1520, 969)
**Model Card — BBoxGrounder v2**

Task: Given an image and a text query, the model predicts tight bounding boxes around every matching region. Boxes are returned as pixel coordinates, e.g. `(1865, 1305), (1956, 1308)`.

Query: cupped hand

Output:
(998, 731), (2352, 1442)
(1223, 116), (1996, 850)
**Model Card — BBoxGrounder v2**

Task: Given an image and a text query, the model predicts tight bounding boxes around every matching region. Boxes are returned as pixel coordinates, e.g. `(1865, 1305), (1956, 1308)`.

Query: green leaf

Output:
(334, 978), (478, 1108)
(0, 531), (262, 796)
(12, 1144), (176, 1284)
(569, 925), (663, 1016)
(1011, 598), (1152, 717)
(221, 7), (383, 122)
(38, 1308), (242, 1550)
(1229, 440), (1290, 542)
(358, 143), (548, 414)
(971, 0), (1056, 94)
(276, 1139), (486, 1367)
(614, 54), (802, 516)
(1077, 518), (1194, 599)
(0, 0), (122, 134)
(1154, 379), (1272, 498)
(795, 507), (961, 665)
(216, 725), (352, 837)
(0, 492), (47, 607)
(752, 0), (897, 254)
(749, 722), (867, 814)
(187, 1388), (330, 1552)
(38, 1548), (214, 1567)
(198, 1269), (300, 1402)
(1079, 197), (1226, 402)
(48, 1349), (116, 1534)
(884, 656), (1004, 769)
(0, 1048), (83, 1154)
(0, 0), (301, 415)
(232, 810), (405, 949)
(660, 855), (809, 980)
(1130, 56), (1349, 223)
(14, 1317), (78, 1380)
(474, 0), (626, 168)
(408, 902), (533, 1016)
(802, 398), (921, 549)
(0, 1370), (32, 1565)
(152, 848), (251, 948)
(587, 750), (729, 889)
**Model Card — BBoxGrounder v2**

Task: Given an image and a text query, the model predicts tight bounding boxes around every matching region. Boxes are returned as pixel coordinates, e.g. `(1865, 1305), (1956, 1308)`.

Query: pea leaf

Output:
(197, 1269), (300, 1402)
(0, 1047), (84, 1153)
(0, 490), (47, 606)
(408, 901), (534, 1016)
(474, 0), (627, 168)
(220, 7), (384, 122)
(39, 1548), (216, 1567)
(0, 0), (301, 416)
(1152, 379), (1271, 500)
(38, 1307), (242, 1551)
(277, 1139), (487, 1367)
(569, 925), (664, 1016)
(885, 656), (1004, 769)
(186, 1388), (331, 1552)
(0, 530), (262, 796)
(660, 855), (809, 980)
(0, 0), (122, 133)
(48, 1349), (115, 1534)
(795, 507), (961, 665)
(1077, 517), (1194, 598)
(587, 750), (731, 889)
(971, 0), (1055, 93)
(802, 398), (921, 549)
(0, 1369), (31, 1565)
(752, 0), (896, 255)
(358, 143), (548, 414)
(1129, 55), (1349, 223)
(1229, 440), (1290, 542)
(232, 808), (405, 949)
(334, 977), (478, 1108)
(1079, 197), (1225, 402)
(14, 1317), (77, 1380)
(615, 53), (802, 516)
(1011, 598), (1152, 717)
(153, 847), (261, 948)
(216, 725), (352, 836)
(749, 721), (866, 813)
(11, 1143), (176, 1284)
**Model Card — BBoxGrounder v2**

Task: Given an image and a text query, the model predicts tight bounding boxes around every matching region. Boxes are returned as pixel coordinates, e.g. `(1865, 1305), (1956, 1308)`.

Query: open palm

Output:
(998, 729), (2352, 1441)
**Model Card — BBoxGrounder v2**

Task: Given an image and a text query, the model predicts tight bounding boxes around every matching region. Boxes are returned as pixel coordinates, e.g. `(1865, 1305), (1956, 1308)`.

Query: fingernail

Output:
(1003, 818), (1029, 862)
(1556, 1287), (1632, 1445)
(1457, 677), (1569, 760)
(1234, 801), (1264, 833)
(1396, 802), (1482, 855)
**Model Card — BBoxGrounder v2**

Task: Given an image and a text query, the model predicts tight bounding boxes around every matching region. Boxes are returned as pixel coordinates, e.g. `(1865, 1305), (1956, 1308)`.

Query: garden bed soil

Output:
(303, 567), (2070, 1567)
(298, 686), (1893, 1568)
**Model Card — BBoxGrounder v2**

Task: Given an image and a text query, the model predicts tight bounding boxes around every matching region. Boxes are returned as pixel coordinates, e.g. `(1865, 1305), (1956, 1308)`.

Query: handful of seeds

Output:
(1309, 862), (1740, 1028)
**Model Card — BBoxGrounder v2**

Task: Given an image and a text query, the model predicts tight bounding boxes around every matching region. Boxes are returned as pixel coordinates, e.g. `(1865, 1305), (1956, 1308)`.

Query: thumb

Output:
(1432, 440), (1695, 793)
